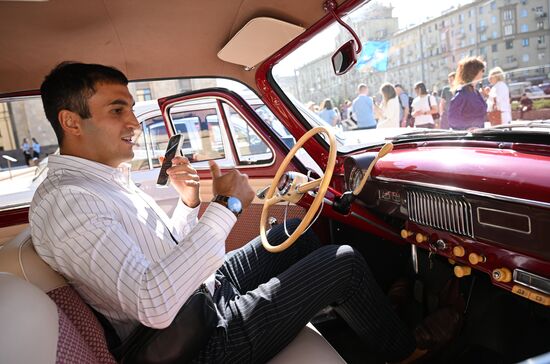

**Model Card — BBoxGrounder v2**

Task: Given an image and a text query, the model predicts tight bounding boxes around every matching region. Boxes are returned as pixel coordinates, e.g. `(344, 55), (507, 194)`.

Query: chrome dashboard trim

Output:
(513, 269), (550, 295)
(374, 176), (550, 209)
(407, 190), (474, 238)
(476, 207), (532, 234)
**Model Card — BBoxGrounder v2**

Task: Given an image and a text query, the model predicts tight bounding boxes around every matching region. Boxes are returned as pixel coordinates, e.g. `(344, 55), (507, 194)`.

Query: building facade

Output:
(295, 0), (549, 103)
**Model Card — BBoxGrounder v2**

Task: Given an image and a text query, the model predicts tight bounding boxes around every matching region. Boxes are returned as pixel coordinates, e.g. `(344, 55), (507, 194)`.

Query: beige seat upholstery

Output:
(0, 273), (58, 364)
(0, 227), (67, 292)
(268, 323), (345, 363)
(0, 227), (346, 363)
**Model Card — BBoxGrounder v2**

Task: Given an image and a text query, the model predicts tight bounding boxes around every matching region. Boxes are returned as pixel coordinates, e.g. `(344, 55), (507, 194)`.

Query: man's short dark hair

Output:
(40, 62), (128, 145)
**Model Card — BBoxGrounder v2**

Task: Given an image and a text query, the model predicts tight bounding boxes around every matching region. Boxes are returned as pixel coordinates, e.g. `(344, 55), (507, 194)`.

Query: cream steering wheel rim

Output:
(260, 126), (337, 253)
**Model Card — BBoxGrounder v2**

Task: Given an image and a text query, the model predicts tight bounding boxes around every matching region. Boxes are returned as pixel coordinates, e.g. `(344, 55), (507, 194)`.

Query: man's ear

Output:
(58, 110), (83, 137)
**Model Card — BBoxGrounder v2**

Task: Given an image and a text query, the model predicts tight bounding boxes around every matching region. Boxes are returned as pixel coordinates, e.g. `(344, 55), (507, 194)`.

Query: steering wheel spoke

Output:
(296, 178), (323, 194)
(266, 193), (283, 207)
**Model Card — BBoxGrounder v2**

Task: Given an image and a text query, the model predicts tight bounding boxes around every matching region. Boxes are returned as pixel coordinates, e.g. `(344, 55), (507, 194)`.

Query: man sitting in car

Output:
(30, 61), (458, 363)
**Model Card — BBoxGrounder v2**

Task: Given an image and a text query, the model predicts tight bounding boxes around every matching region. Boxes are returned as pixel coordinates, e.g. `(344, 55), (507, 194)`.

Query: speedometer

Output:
(348, 166), (364, 192)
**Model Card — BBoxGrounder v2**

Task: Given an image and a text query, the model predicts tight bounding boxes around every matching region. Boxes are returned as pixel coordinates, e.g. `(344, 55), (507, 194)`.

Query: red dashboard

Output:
(345, 141), (550, 307)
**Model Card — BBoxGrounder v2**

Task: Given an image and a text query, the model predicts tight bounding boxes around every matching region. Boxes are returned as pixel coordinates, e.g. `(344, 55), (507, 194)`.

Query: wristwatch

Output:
(212, 195), (243, 218)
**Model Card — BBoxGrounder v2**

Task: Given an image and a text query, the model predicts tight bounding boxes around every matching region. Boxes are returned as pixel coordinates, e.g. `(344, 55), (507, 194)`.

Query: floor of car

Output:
(313, 221), (550, 364)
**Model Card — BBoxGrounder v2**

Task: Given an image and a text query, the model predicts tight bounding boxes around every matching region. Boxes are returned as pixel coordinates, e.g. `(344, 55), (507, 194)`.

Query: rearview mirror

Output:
(331, 40), (357, 75)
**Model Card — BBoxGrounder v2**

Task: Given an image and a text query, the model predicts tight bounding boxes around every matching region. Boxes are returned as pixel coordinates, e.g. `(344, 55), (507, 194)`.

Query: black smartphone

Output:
(156, 133), (185, 186)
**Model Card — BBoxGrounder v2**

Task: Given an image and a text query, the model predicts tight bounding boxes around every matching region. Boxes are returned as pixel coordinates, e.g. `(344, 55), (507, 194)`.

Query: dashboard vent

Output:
(406, 190), (474, 238)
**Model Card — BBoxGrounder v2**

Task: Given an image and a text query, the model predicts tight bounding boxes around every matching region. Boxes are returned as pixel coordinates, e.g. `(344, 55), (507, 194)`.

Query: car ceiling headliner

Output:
(0, 0), (340, 95)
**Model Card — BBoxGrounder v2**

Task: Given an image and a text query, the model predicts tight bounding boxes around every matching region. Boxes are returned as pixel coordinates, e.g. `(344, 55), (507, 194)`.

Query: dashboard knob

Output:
(415, 233), (428, 243)
(468, 253), (486, 265)
(492, 268), (512, 282)
(453, 246), (466, 257)
(454, 266), (471, 278)
(401, 229), (414, 239)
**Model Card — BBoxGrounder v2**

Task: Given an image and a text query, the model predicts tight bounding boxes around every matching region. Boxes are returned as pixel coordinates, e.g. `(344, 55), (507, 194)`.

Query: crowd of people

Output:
(307, 56), (518, 132)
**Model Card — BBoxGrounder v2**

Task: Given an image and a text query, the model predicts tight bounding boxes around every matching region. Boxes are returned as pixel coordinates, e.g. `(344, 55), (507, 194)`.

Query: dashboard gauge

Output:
(348, 166), (365, 192)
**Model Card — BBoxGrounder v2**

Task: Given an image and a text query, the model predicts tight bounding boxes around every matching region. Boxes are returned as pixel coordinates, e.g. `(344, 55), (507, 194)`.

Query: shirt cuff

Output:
(199, 202), (236, 241)
(171, 198), (200, 240)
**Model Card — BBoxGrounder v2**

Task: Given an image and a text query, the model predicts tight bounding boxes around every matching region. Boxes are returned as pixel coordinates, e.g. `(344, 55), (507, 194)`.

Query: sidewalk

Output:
(0, 166), (36, 182)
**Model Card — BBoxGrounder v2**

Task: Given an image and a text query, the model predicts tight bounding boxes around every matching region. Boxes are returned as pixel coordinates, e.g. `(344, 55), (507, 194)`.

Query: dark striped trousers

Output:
(193, 219), (416, 363)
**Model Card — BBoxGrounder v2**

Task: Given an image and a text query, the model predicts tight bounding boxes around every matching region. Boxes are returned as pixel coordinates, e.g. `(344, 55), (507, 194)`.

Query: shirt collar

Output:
(47, 155), (129, 185)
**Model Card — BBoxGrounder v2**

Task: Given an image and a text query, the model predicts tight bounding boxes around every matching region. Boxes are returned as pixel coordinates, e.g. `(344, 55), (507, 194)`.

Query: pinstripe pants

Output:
(193, 219), (416, 363)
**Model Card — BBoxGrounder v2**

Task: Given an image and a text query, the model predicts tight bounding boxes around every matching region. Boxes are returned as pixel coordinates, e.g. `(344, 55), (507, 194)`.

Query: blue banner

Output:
(356, 41), (390, 72)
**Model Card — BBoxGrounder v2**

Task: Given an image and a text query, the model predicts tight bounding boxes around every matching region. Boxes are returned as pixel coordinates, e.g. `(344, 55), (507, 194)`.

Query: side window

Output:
(130, 126), (151, 171)
(222, 102), (274, 165)
(167, 102), (226, 162)
(253, 104), (295, 148)
(143, 116), (168, 168)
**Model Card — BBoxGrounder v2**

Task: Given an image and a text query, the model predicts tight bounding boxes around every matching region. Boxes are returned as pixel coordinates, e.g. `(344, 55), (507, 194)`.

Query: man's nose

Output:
(128, 113), (140, 129)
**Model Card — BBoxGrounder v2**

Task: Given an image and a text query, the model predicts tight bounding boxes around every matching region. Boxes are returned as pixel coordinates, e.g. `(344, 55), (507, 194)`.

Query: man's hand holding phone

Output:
(160, 155), (201, 208)
(208, 160), (255, 210)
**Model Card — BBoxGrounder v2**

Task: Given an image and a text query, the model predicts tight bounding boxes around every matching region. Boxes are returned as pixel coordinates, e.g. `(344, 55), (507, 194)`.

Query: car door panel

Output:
(158, 88), (306, 251)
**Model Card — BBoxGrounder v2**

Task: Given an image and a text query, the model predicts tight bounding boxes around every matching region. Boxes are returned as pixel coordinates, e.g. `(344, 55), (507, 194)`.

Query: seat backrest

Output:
(0, 228), (117, 364)
(0, 272), (59, 364)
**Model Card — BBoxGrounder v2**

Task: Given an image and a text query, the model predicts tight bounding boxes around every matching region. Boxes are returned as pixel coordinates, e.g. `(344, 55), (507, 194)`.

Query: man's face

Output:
(395, 86), (402, 95)
(448, 76), (455, 85)
(79, 82), (138, 167)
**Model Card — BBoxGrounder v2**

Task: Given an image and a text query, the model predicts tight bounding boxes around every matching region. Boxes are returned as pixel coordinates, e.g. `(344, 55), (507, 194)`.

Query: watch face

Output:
(227, 196), (243, 214)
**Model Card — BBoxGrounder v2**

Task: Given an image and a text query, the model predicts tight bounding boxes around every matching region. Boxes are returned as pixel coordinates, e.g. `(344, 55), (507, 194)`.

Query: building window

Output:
(520, 24), (528, 32)
(469, 24), (473, 31)
(481, 34), (487, 41)
(492, 31), (499, 39)
(469, 9), (473, 17)
(506, 55), (515, 63)
(479, 6), (484, 14)
(480, 19), (486, 27)
(459, 14), (464, 23)
(539, 53), (546, 60)
(503, 9), (513, 21)
(506, 39), (514, 49)
(480, 46), (487, 55)
(522, 54), (529, 62)
(490, 1), (496, 10)
(493, 59), (499, 67)
(470, 37), (476, 45)
(492, 43), (498, 52)
(538, 35), (546, 44)
(522, 38), (529, 46)
(504, 24), (514, 35)
(136, 88), (152, 101)
(520, 9), (528, 17)
(492, 16), (497, 24)
(537, 21), (544, 30)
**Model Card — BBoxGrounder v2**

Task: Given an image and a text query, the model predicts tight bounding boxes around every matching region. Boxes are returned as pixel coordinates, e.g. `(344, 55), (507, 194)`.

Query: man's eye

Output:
(112, 108), (123, 114)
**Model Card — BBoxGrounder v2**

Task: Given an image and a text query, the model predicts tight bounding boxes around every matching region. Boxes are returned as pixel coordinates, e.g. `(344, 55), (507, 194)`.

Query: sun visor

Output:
(218, 17), (305, 69)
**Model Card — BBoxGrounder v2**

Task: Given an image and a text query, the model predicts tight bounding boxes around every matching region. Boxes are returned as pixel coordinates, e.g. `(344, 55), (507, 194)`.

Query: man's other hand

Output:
(162, 155), (201, 208)
(209, 160), (255, 209)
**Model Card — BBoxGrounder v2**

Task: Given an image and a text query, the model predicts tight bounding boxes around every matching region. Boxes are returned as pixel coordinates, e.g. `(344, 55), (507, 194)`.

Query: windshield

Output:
(272, 0), (550, 152)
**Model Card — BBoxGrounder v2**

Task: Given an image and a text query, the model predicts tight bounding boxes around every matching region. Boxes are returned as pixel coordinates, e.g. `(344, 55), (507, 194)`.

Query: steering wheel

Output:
(260, 126), (337, 253)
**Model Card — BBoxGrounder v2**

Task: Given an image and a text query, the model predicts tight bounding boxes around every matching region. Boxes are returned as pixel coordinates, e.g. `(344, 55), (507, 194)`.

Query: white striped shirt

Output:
(29, 155), (235, 339)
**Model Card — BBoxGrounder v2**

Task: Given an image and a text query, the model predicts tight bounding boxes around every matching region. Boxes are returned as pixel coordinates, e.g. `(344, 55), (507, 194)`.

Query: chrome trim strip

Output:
(513, 269), (550, 295)
(476, 207), (532, 234)
(374, 176), (550, 209)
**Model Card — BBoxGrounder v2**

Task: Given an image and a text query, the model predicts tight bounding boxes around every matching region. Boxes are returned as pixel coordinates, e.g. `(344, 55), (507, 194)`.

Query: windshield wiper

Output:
(389, 129), (468, 141)
(473, 121), (550, 135)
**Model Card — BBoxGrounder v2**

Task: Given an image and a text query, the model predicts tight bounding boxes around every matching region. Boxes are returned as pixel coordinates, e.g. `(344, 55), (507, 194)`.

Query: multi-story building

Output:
(296, 0), (549, 102)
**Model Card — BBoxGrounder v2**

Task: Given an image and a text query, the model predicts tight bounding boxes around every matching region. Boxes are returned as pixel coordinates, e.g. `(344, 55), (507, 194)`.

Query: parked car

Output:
(0, 1), (549, 363)
(538, 82), (550, 95)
